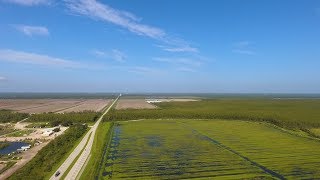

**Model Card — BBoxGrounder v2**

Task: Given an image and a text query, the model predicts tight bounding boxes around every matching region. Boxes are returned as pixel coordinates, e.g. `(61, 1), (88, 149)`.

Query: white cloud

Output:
(126, 66), (163, 75)
(92, 49), (126, 62)
(232, 41), (256, 55)
(0, 49), (83, 68)
(156, 44), (198, 53)
(177, 67), (196, 73)
(14, 25), (49, 36)
(0, 76), (7, 81)
(128, 66), (153, 74)
(64, 0), (197, 53)
(65, 0), (165, 39)
(2, 0), (51, 6)
(232, 49), (255, 55)
(153, 57), (203, 67)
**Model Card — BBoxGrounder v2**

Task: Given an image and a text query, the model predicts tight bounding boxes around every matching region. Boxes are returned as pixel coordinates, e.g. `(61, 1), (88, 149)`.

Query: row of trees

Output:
(0, 110), (29, 123)
(104, 100), (320, 129)
(9, 124), (88, 180)
(27, 111), (101, 126)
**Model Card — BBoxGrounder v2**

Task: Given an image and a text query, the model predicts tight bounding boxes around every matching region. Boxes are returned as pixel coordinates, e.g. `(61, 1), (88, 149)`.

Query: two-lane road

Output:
(50, 95), (120, 180)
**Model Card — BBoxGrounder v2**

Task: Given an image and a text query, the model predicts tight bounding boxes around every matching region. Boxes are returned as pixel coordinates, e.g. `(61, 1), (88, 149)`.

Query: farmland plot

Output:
(58, 99), (110, 113)
(186, 120), (320, 179)
(18, 100), (84, 113)
(99, 120), (273, 179)
(0, 99), (54, 111)
(99, 120), (320, 179)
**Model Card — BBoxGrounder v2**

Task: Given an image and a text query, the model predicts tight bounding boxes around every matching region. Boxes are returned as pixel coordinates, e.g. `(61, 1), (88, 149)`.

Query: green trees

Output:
(9, 124), (87, 180)
(27, 111), (101, 126)
(104, 99), (320, 129)
(0, 110), (29, 123)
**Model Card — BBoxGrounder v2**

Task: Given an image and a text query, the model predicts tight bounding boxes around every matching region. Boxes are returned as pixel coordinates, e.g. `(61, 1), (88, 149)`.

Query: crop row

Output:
(99, 120), (271, 179)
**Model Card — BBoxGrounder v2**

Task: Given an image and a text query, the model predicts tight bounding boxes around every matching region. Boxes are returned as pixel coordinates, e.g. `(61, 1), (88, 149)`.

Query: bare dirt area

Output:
(116, 99), (157, 109)
(0, 122), (68, 141)
(58, 99), (111, 113)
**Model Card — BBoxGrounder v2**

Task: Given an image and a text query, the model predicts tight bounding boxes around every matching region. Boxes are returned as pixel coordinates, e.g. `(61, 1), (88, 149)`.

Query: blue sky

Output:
(0, 0), (320, 93)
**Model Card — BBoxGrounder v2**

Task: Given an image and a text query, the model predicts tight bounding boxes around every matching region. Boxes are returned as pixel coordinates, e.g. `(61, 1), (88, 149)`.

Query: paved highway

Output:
(50, 95), (120, 180)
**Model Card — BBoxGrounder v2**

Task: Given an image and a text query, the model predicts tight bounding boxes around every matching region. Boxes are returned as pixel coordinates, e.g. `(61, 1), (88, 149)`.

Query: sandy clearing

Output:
(58, 99), (110, 113)
(116, 99), (157, 110)
(0, 126), (68, 141)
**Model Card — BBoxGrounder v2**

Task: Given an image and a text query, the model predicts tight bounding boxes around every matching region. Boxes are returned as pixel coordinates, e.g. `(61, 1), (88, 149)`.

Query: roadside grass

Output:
(60, 132), (92, 179)
(45, 127), (89, 179)
(80, 122), (113, 180)
(104, 99), (320, 129)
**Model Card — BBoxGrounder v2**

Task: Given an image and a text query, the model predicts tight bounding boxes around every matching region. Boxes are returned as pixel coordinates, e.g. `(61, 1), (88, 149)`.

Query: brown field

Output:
(58, 99), (111, 113)
(115, 99), (157, 109)
(0, 99), (55, 111)
(17, 100), (85, 113)
(0, 99), (111, 114)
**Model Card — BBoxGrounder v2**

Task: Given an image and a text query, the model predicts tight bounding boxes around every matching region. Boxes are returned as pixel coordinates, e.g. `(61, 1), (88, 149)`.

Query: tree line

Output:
(27, 111), (101, 126)
(103, 100), (320, 129)
(0, 110), (29, 123)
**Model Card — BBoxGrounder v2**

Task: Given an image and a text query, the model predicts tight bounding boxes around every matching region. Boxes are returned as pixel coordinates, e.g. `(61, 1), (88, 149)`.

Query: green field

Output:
(5, 129), (35, 137)
(98, 119), (320, 179)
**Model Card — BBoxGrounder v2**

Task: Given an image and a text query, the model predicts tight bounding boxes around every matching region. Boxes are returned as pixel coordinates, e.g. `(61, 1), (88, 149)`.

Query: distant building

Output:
(146, 99), (162, 103)
(42, 128), (55, 136)
(20, 145), (31, 151)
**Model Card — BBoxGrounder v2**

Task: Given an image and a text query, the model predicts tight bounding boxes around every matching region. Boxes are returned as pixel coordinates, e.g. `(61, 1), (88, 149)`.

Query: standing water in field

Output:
(98, 120), (320, 179)
(0, 142), (29, 155)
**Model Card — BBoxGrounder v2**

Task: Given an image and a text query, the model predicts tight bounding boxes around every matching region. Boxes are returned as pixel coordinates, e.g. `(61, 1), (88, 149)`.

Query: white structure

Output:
(146, 99), (162, 103)
(20, 145), (31, 151)
(42, 128), (55, 136)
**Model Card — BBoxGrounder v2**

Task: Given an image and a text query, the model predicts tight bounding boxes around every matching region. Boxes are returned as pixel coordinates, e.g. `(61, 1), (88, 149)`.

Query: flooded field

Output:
(99, 120), (320, 179)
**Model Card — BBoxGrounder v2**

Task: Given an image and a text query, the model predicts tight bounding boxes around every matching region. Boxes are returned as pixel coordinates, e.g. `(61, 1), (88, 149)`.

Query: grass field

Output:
(80, 122), (113, 180)
(105, 99), (320, 129)
(98, 119), (320, 179)
(4, 129), (35, 137)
